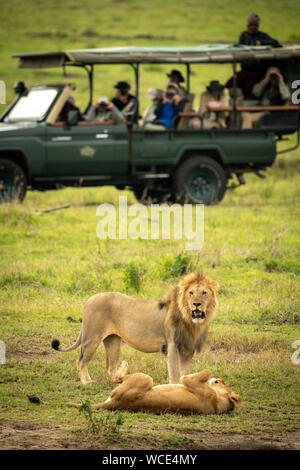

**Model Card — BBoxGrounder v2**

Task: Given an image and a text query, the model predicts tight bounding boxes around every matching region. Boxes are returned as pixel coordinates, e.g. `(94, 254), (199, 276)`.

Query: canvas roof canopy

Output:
(12, 44), (300, 68)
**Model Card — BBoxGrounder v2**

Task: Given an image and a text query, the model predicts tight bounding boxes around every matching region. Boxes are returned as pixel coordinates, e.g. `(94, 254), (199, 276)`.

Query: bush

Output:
(123, 261), (143, 293)
(160, 252), (190, 279)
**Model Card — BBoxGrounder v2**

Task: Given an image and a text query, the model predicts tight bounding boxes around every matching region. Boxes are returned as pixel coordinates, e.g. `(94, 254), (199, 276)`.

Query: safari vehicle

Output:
(0, 45), (300, 205)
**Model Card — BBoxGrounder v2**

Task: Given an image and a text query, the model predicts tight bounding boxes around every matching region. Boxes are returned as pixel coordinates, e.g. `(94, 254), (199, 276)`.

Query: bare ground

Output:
(0, 419), (299, 450)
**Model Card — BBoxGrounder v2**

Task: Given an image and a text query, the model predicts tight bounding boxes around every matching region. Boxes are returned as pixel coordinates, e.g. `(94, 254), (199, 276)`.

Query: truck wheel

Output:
(173, 156), (227, 205)
(0, 159), (27, 203)
(133, 186), (174, 204)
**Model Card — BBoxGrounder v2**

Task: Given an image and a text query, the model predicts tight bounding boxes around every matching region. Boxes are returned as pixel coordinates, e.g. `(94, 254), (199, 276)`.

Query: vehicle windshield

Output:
(4, 87), (59, 122)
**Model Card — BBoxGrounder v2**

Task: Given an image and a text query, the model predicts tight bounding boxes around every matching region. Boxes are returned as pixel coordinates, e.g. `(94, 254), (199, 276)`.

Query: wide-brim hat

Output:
(114, 81), (131, 90)
(167, 69), (185, 83)
(206, 80), (225, 93)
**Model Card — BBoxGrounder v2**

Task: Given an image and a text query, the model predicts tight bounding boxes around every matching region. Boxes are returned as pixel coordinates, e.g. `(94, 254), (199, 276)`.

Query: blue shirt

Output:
(158, 102), (174, 129)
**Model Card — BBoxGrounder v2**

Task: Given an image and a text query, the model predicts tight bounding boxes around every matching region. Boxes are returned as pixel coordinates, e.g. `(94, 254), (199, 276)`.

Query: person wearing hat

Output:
(167, 70), (188, 99)
(241, 67), (290, 128)
(142, 88), (164, 125)
(84, 96), (124, 123)
(239, 13), (281, 47)
(241, 66), (290, 129)
(111, 81), (138, 122)
(144, 83), (186, 130)
(191, 81), (229, 129)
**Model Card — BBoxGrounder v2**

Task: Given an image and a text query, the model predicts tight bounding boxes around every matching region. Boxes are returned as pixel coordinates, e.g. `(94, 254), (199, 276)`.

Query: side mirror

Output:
(66, 109), (80, 127)
(14, 81), (27, 95)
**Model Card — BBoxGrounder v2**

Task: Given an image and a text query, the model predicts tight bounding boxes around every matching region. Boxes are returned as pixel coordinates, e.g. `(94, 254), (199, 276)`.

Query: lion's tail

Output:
(51, 330), (82, 353)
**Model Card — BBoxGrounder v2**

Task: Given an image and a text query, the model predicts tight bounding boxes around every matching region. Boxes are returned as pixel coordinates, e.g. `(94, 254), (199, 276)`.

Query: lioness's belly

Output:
(85, 292), (166, 353)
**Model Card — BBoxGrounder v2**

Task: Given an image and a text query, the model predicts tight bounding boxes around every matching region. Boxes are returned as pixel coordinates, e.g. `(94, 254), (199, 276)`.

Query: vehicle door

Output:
(131, 128), (172, 171)
(46, 122), (128, 176)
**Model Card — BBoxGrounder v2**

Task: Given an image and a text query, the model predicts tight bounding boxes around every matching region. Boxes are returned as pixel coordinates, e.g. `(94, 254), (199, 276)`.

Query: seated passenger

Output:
(84, 96), (124, 123)
(144, 83), (186, 130)
(225, 70), (262, 128)
(253, 68), (290, 105)
(225, 69), (262, 105)
(190, 81), (229, 129)
(242, 67), (290, 128)
(142, 88), (164, 124)
(111, 81), (138, 122)
(56, 96), (81, 122)
(166, 69), (188, 99)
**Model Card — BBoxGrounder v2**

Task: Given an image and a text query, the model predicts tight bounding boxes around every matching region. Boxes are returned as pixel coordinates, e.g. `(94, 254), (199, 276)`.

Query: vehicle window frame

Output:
(4, 85), (65, 124)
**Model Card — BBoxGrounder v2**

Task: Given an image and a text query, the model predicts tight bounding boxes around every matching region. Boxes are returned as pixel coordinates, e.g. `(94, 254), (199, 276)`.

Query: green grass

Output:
(0, 0), (300, 450)
(1, 0), (300, 112)
(0, 141), (299, 448)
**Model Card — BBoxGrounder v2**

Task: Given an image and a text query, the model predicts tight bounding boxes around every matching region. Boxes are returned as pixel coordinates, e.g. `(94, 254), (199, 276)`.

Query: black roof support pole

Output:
(60, 63), (94, 114)
(127, 63), (139, 175)
(130, 63), (139, 118)
(87, 64), (94, 111)
(186, 63), (191, 94)
(232, 61), (238, 128)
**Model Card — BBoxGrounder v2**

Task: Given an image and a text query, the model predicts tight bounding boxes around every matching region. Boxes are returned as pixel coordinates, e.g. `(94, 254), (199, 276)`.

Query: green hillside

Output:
(1, 0), (300, 110)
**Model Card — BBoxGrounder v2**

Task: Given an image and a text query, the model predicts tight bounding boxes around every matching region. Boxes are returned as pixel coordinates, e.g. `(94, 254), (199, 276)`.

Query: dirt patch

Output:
(6, 350), (52, 362)
(0, 419), (299, 450)
(191, 430), (300, 450)
(0, 419), (95, 450)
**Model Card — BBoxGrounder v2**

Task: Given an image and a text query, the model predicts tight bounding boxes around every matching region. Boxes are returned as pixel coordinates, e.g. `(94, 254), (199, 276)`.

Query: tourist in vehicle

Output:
(111, 81), (138, 122)
(242, 67), (290, 128)
(239, 13), (282, 73)
(239, 13), (281, 47)
(84, 96), (124, 123)
(190, 81), (229, 129)
(225, 69), (262, 105)
(56, 96), (81, 122)
(142, 87), (164, 125)
(253, 68), (290, 105)
(166, 69), (188, 99)
(144, 83), (186, 130)
(225, 69), (262, 127)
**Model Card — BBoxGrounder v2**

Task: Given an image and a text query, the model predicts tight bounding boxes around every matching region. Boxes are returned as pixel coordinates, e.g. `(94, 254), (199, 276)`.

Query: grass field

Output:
(0, 0), (300, 451)
(0, 142), (299, 449)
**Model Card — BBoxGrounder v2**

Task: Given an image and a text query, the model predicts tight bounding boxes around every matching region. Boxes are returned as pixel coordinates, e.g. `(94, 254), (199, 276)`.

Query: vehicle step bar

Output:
(137, 173), (170, 180)
(35, 175), (112, 182)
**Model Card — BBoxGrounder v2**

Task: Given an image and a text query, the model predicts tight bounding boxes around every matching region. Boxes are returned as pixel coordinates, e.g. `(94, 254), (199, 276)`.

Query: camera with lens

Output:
(166, 91), (175, 100)
(99, 101), (108, 109)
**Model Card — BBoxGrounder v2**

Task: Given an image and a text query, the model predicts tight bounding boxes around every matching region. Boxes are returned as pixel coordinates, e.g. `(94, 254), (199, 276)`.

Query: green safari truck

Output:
(0, 45), (299, 205)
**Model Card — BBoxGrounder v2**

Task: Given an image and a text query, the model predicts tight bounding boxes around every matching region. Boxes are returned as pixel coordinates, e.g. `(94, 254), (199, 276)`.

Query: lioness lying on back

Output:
(68, 362), (241, 415)
(52, 272), (218, 385)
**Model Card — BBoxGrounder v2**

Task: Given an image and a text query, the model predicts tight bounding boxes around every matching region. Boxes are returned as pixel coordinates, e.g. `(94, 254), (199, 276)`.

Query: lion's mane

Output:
(163, 272), (218, 358)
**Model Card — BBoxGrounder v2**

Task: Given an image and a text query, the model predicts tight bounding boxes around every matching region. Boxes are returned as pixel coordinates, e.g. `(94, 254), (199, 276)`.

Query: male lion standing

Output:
(51, 272), (218, 384)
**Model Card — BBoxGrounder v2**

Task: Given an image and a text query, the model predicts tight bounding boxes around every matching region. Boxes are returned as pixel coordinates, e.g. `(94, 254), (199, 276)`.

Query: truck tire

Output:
(0, 159), (27, 203)
(173, 156), (227, 205)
